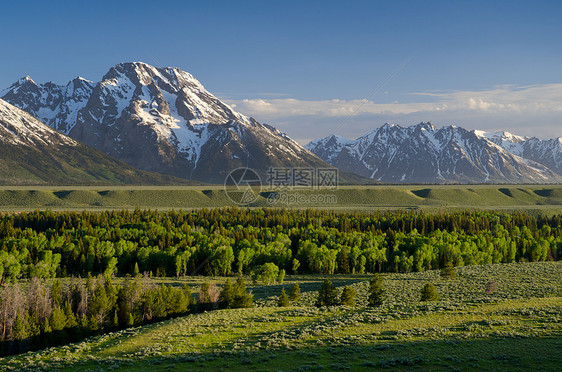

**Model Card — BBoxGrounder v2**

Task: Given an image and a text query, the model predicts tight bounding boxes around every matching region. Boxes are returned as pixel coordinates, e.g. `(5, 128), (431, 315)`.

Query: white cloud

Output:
(224, 84), (562, 144)
(228, 97), (440, 117)
(417, 84), (562, 113)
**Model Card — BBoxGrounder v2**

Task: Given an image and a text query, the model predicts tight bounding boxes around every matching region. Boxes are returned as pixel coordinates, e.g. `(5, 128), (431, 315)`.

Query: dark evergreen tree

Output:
(277, 288), (290, 307)
(219, 279), (234, 309)
(420, 283), (439, 302)
(231, 277), (253, 308)
(198, 283), (212, 311)
(289, 283), (301, 302)
(50, 306), (66, 332)
(340, 286), (356, 306)
(337, 248), (351, 274)
(440, 262), (457, 279)
(51, 280), (63, 307)
(315, 279), (339, 307)
(368, 274), (385, 307)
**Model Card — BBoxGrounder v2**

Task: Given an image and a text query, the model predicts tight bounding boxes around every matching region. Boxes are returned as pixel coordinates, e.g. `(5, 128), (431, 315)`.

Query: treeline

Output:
(0, 275), (253, 356)
(0, 208), (561, 281)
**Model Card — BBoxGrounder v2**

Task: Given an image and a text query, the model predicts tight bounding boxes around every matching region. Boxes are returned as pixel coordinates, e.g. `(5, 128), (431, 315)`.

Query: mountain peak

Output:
(379, 122), (400, 132)
(18, 75), (36, 85)
(102, 61), (206, 95)
(71, 76), (93, 83)
(474, 130), (527, 143)
(0, 98), (186, 185)
(417, 121), (436, 131)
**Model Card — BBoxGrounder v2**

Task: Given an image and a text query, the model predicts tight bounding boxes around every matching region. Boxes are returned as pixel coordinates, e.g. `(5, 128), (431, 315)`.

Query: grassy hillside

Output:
(1, 262), (560, 371)
(0, 185), (560, 210)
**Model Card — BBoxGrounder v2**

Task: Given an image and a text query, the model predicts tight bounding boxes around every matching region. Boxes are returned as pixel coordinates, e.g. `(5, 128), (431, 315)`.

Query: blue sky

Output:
(1, 0), (561, 142)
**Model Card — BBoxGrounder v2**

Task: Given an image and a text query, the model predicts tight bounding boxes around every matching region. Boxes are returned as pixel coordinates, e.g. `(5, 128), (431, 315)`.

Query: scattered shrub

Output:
(485, 279), (497, 294)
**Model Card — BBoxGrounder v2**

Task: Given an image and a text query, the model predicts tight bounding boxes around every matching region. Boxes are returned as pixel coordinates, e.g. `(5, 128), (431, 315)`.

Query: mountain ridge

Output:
(306, 122), (562, 184)
(4, 64), (559, 185)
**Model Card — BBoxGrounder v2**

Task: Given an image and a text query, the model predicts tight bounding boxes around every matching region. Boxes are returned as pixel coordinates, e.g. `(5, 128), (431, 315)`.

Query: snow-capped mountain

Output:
(307, 122), (562, 183)
(475, 131), (562, 176)
(0, 98), (184, 185)
(2, 62), (327, 183)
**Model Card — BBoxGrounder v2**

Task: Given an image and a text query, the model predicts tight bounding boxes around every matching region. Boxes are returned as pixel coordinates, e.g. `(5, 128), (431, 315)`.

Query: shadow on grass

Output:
(18, 334), (560, 371)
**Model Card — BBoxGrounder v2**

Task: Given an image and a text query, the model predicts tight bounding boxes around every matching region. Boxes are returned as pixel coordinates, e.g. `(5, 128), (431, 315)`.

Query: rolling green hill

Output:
(0, 185), (560, 210)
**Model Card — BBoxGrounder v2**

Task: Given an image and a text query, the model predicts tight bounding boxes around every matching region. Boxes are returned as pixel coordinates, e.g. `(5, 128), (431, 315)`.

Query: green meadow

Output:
(1, 262), (561, 371)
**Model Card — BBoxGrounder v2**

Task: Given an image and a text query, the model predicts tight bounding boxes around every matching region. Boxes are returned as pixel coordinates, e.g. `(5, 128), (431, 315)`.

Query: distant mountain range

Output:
(1, 62), (327, 184)
(306, 122), (562, 183)
(0, 98), (187, 185)
(1, 62), (560, 185)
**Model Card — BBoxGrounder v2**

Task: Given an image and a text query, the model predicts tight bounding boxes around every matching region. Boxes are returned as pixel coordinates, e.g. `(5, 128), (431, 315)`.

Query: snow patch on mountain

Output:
(0, 98), (78, 147)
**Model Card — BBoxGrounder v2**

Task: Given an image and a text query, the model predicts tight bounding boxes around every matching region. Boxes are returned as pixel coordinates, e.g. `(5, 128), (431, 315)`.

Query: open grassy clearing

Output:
(1, 262), (561, 371)
(0, 184), (561, 211)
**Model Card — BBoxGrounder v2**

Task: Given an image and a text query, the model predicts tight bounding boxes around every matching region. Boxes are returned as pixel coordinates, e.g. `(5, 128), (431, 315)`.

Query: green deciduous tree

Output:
(278, 269), (286, 284)
(257, 262), (279, 285)
(292, 258), (300, 275)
